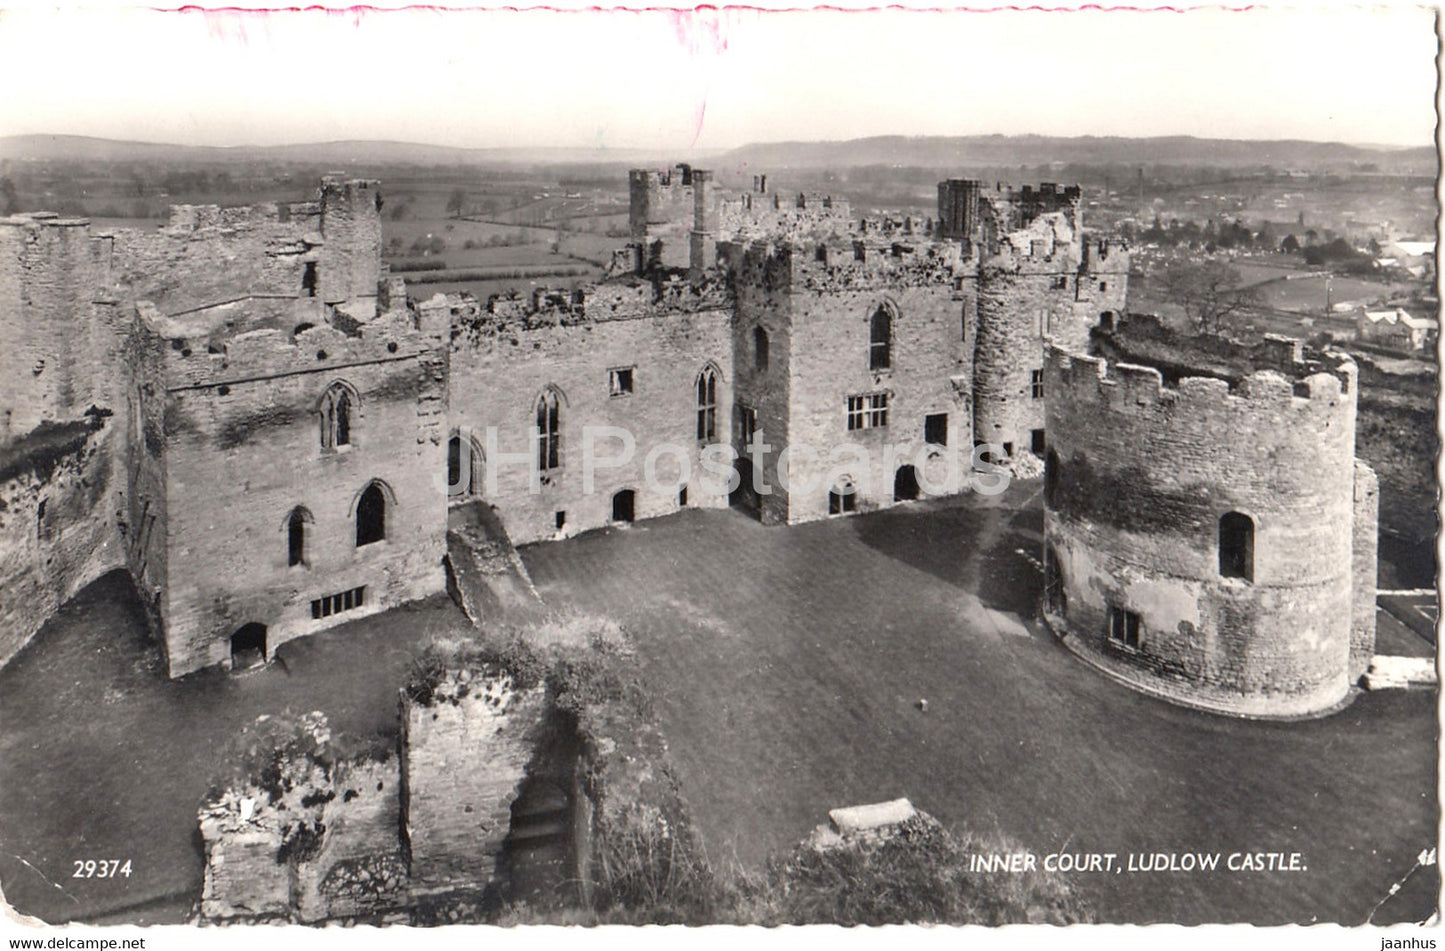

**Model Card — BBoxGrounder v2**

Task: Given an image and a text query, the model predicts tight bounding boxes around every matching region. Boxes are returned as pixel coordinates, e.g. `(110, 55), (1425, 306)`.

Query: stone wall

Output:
(1350, 460), (1379, 680)
(198, 713), (405, 923)
(147, 304), (449, 676)
(0, 215), (117, 442)
(0, 416), (127, 668)
(110, 178), (381, 319)
(784, 268), (973, 521)
(401, 670), (548, 895)
(1043, 343), (1364, 717)
(449, 293), (734, 545)
(972, 216), (1130, 455)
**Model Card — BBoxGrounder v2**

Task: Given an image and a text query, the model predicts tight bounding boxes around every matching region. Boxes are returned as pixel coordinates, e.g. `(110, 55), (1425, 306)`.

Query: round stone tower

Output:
(1041, 327), (1373, 717)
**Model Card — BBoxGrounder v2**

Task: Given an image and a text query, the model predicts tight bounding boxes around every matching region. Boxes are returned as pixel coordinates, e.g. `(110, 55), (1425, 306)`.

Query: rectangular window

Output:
(1031, 369), (1045, 400)
(1099, 281), (1108, 292)
(847, 393), (889, 431)
(1108, 606), (1141, 648)
(311, 586), (366, 620)
(1054, 276), (1068, 290)
(925, 413), (948, 446)
(609, 367), (634, 397)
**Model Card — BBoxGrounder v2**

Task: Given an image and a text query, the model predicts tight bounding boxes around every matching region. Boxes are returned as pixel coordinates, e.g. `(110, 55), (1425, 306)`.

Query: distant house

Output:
(1380, 239), (1435, 279)
(1356, 307), (1438, 352)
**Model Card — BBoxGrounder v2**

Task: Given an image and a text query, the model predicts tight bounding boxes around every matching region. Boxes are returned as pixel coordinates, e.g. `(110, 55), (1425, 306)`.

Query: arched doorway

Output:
(611, 489), (636, 524)
(731, 457), (761, 519)
(230, 623), (267, 670)
(448, 433), (485, 501)
(894, 465), (920, 501)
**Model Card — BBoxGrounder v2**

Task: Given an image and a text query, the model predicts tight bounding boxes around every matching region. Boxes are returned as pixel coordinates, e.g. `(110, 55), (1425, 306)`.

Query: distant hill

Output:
(711, 135), (1436, 173)
(0, 135), (705, 168)
(0, 133), (1432, 173)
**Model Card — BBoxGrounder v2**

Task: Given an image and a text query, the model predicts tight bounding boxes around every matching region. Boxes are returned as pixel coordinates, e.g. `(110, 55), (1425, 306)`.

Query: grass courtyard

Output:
(0, 484), (1435, 926)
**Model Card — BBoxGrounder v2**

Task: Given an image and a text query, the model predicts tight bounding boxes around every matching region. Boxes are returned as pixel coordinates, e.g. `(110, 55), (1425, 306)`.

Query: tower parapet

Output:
(1042, 333), (1372, 718)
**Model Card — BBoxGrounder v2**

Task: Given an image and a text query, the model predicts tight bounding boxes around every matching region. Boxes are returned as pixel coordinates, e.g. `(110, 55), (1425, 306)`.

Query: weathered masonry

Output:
(1042, 320), (1376, 717)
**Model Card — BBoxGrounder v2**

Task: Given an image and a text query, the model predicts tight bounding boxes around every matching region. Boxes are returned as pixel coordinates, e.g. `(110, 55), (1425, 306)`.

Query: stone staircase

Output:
(445, 500), (545, 626)
(504, 779), (575, 907)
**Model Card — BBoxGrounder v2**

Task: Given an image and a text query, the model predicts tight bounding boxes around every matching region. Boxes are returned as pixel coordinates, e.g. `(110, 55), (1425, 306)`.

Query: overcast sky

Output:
(0, 4), (1436, 151)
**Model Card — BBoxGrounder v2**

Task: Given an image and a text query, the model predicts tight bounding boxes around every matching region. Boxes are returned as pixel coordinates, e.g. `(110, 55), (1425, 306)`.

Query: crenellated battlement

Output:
(721, 237), (961, 294)
(449, 269), (732, 345)
(139, 300), (445, 389)
(1047, 343), (1356, 420)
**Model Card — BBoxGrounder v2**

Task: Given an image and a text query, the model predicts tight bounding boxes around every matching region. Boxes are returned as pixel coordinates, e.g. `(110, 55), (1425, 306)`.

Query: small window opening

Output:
(609, 367), (635, 397)
(869, 305), (892, 370)
(302, 262), (319, 297)
(612, 489), (635, 524)
(537, 390), (562, 472)
(1108, 607), (1141, 648)
(1031, 369), (1046, 400)
(1103, 607), (1138, 644)
(1219, 512), (1254, 582)
(828, 482), (857, 515)
(696, 367), (718, 442)
(356, 483), (386, 546)
(925, 413), (948, 446)
(287, 507), (307, 566)
(555, 510), (567, 531)
(754, 326), (770, 373)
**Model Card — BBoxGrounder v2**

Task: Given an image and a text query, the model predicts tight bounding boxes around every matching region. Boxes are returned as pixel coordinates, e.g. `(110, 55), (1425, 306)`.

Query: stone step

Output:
(512, 789), (570, 820)
(505, 818), (569, 844)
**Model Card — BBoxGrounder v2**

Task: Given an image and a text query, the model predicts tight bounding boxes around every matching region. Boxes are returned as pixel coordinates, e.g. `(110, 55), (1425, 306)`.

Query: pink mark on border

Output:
(165, 5), (1254, 14)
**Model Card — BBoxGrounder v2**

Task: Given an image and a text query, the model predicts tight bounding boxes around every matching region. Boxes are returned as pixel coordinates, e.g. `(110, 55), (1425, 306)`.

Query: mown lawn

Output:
(522, 486), (1438, 925)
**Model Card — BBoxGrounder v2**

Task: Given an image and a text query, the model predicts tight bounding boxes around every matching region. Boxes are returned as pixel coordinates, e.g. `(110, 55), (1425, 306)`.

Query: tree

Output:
(0, 177), (18, 215)
(446, 188), (467, 218)
(1158, 259), (1262, 334)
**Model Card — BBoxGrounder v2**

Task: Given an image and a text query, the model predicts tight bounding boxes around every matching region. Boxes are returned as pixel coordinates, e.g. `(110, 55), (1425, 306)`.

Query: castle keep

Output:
(0, 165), (1381, 716)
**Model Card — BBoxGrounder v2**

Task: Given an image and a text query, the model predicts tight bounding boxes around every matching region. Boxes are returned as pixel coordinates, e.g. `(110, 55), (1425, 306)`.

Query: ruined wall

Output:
(727, 242), (796, 525)
(402, 670), (548, 895)
(0, 212), (133, 666)
(448, 289), (734, 545)
(0, 216), (117, 441)
(318, 179), (383, 313)
(1350, 460), (1379, 680)
(111, 204), (320, 318)
(717, 192), (854, 240)
(1043, 344), (1362, 717)
(0, 416), (127, 668)
(110, 178), (380, 319)
(151, 305), (448, 676)
(199, 713), (406, 923)
(628, 168), (694, 241)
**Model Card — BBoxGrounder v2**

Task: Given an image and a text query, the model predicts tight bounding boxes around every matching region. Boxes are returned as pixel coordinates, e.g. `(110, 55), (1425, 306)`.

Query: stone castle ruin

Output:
(0, 163), (1383, 716)
(1042, 317), (1379, 717)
